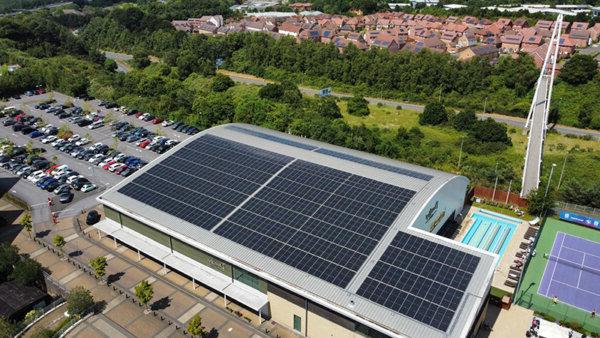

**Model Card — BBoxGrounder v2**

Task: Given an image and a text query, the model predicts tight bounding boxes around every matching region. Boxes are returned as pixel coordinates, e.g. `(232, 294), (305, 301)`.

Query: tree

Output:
(66, 286), (94, 317)
(559, 54), (598, 85)
(315, 97), (341, 119)
(0, 244), (19, 282)
(258, 83), (284, 100)
(468, 118), (511, 145)
(211, 74), (234, 92)
(233, 97), (270, 125)
(104, 59), (118, 72)
(453, 109), (477, 131)
(548, 106), (560, 129)
(187, 314), (205, 337)
(134, 280), (154, 311)
(10, 258), (43, 287)
(57, 124), (72, 140)
(89, 256), (108, 282)
(577, 103), (592, 128)
(53, 235), (66, 256)
(419, 102), (448, 125)
(0, 316), (14, 338)
(527, 188), (556, 216)
(347, 96), (370, 117)
(20, 212), (32, 239)
(132, 50), (150, 69)
(192, 93), (235, 129)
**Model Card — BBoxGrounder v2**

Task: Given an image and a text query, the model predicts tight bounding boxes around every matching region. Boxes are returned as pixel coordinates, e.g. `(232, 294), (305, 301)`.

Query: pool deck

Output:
(457, 206), (532, 295)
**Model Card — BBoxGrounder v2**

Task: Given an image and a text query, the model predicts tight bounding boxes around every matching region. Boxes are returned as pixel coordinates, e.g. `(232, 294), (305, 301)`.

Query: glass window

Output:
(233, 266), (267, 294)
(293, 315), (302, 332)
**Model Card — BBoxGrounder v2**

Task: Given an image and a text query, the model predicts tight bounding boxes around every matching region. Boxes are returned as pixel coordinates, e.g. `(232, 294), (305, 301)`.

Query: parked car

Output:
(59, 192), (74, 204)
(88, 121), (103, 129)
(29, 130), (44, 138)
(80, 183), (97, 193)
(86, 210), (100, 225)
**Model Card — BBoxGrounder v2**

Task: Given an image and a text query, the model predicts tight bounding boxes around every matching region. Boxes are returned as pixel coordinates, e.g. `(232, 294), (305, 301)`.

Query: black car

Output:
(45, 181), (60, 192)
(20, 126), (35, 135)
(3, 119), (15, 126)
(86, 210), (100, 225)
(171, 122), (182, 130)
(57, 112), (71, 119)
(77, 119), (92, 127)
(46, 127), (58, 135)
(32, 160), (50, 170)
(12, 124), (25, 132)
(105, 102), (117, 109)
(59, 192), (74, 204)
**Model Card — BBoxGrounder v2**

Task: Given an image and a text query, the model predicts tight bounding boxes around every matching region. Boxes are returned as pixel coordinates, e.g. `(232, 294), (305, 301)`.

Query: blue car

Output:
(36, 176), (52, 188)
(40, 178), (58, 190)
(29, 130), (44, 138)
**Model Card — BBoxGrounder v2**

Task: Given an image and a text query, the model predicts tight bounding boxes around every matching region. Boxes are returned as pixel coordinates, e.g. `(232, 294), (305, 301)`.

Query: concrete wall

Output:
(268, 291), (306, 335)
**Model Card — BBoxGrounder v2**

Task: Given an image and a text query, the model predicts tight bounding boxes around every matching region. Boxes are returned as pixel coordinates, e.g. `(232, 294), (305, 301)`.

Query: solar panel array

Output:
(356, 232), (480, 331)
(315, 148), (433, 181)
(118, 135), (293, 230)
(215, 160), (415, 288)
(227, 125), (318, 151)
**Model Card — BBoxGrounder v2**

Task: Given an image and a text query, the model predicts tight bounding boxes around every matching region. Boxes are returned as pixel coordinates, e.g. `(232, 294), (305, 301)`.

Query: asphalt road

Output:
(219, 70), (600, 140)
(102, 51), (132, 73)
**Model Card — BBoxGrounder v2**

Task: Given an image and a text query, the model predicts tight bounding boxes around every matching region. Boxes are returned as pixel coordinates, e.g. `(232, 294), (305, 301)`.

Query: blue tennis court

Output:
(538, 232), (600, 311)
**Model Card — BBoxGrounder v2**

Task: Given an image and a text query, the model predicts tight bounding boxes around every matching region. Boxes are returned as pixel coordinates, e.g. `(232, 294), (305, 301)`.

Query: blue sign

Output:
(215, 58), (224, 68)
(560, 210), (600, 229)
(318, 87), (332, 97)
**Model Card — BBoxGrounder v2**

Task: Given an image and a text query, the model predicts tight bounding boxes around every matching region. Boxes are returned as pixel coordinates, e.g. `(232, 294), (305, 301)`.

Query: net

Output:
(547, 255), (600, 276)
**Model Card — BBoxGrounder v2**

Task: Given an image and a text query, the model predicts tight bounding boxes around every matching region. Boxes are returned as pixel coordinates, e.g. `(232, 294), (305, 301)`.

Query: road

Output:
(102, 51), (132, 73)
(0, 1), (73, 16)
(521, 76), (550, 198)
(217, 70), (600, 140)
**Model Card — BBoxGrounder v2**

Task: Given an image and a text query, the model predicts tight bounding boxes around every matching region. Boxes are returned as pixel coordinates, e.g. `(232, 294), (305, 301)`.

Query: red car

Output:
(139, 140), (151, 148)
(102, 160), (116, 170)
(114, 165), (128, 175)
(135, 111), (144, 118)
(35, 88), (46, 95)
(152, 117), (162, 124)
(45, 164), (59, 174)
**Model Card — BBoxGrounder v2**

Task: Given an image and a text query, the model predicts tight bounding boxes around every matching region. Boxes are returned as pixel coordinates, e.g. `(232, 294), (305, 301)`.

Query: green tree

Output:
(453, 109), (477, 131)
(192, 93), (235, 129)
(57, 124), (72, 140)
(419, 102), (448, 126)
(468, 118), (511, 145)
(347, 96), (370, 117)
(577, 103), (592, 128)
(527, 188), (556, 216)
(315, 97), (341, 119)
(548, 106), (560, 129)
(20, 212), (32, 239)
(187, 314), (205, 337)
(233, 97), (270, 125)
(258, 83), (284, 100)
(89, 256), (108, 282)
(10, 258), (43, 287)
(66, 286), (94, 317)
(134, 280), (154, 311)
(0, 316), (14, 338)
(0, 244), (19, 282)
(104, 59), (118, 72)
(559, 54), (598, 85)
(132, 50), (150, 69)
(53, 235), (66, 256)
(211, 74), (234, 92)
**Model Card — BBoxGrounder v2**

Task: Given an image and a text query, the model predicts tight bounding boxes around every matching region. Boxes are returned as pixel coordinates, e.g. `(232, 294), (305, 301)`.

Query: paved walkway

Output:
(476, 303), (534, 338)
(28, 206), (270, 338)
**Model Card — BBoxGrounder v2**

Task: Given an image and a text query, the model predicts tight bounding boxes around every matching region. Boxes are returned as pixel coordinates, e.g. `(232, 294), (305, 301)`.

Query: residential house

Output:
(371, 34), (402, 52)
(500, 34), (523, 53)
(279, 22), (302, 37)
(589, 24), (600, 42)
(457, 32), (477, 48)
(513, 18), (529, 30)
(440, 31), (458, 46)
(568, 30), (591, 48)
(196, 23), (217, 35)
(535, 20), (553, 32)
(559, 36), (576, 56)
(199, 15), (224, 28)
(482, 35), (501, 47)
(571, 22), (589, 31)
(496, 18), (512, 31)
(521, 35), (543, 50)
(171, 20), (191, 32)
(457, 44), (499, 61)
(289, 2), (312, 11)
(298, 29), (320, 42)
(463, 16), (479, 26)
(320, 30), (336, 43)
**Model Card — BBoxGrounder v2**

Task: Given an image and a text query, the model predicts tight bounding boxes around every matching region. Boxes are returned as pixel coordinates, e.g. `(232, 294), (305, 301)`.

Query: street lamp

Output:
(542, 163), (557, 217)
(228, 327), (233, 338)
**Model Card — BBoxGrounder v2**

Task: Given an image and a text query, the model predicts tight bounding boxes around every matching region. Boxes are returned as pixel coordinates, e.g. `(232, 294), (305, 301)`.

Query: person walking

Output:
(592, 309), (596, 318)
(552, 296), (558, 305)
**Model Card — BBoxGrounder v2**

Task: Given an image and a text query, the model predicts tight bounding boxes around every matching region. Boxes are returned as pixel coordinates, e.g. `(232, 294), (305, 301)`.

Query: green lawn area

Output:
(338, 102), (600, 189)
(515, 218), (600, 335)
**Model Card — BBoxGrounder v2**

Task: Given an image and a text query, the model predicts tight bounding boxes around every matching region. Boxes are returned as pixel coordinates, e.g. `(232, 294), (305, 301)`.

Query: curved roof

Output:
(99, 123), (496, 338)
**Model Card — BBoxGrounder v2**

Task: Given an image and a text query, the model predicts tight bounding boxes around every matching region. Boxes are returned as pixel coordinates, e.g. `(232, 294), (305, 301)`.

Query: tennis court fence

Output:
(555, 201), (600, 219)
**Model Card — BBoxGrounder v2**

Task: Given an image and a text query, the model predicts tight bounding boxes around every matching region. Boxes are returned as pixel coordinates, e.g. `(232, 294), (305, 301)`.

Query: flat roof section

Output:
(99, 124), (496, 338)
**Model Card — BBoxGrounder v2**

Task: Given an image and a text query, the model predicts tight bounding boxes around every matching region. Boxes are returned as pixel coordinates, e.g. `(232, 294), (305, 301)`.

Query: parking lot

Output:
(0, 91), (194, 213)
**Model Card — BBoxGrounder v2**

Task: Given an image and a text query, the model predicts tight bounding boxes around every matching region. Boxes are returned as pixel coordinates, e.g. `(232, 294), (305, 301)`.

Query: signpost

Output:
(215, 58), (224, 70)
(560, 210), (600, 230)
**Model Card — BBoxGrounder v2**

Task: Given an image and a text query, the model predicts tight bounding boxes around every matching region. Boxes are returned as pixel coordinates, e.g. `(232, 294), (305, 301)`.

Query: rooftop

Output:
(99, 124), (496, 338)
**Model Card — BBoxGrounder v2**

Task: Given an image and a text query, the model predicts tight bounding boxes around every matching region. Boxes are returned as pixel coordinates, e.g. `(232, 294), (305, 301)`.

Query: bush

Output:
(210, 74), (234, 92)
(419, 102), (448, 125)
(453, 109), (477, 131)
(347, 96), (370, 116)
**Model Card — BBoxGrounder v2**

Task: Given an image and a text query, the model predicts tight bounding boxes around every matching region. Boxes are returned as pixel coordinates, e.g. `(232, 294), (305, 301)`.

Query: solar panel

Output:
(315, 148), (433, 181)
(215, 160), (415, 287)
(118, 135), (293, 230)
(356, 232), (480, 331)
(227, 125), (318, 151)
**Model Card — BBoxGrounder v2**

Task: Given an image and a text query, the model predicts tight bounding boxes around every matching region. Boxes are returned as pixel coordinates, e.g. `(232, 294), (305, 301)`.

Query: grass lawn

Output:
(515, 218), (600, 334)
(339, 102), (600, 190)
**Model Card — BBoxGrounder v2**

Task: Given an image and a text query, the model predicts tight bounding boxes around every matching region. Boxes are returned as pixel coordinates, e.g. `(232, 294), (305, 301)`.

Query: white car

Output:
(161, 120), (174, 127)
(51, 139), (65, 147)
(88, 142), (103, 150)
(138, 113), (150, 120)
(75, 138), (90, 146)
(41, 136), (57, 144)
(98, 158), (113, 168)
(68, 134), (80, 142)
(40, 124), (54, 133)
(108, 163), (124, 172)
(66, 175), (84, 185)
(80, 183), (97, 192)
(88, 121), (103, 129)
(89, 154), (105, 165)
(51, 164), (69, 176)
(113, 153), (126, 162)
(29, 172), (48, 184)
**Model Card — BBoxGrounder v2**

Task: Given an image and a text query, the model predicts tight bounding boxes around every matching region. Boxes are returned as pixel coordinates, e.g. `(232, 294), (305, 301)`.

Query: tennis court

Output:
(538, 232), (600, 312)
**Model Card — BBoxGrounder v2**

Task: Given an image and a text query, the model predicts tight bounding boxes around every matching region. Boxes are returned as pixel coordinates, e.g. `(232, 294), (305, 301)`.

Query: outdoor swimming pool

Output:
(462, 209), (521, 259)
